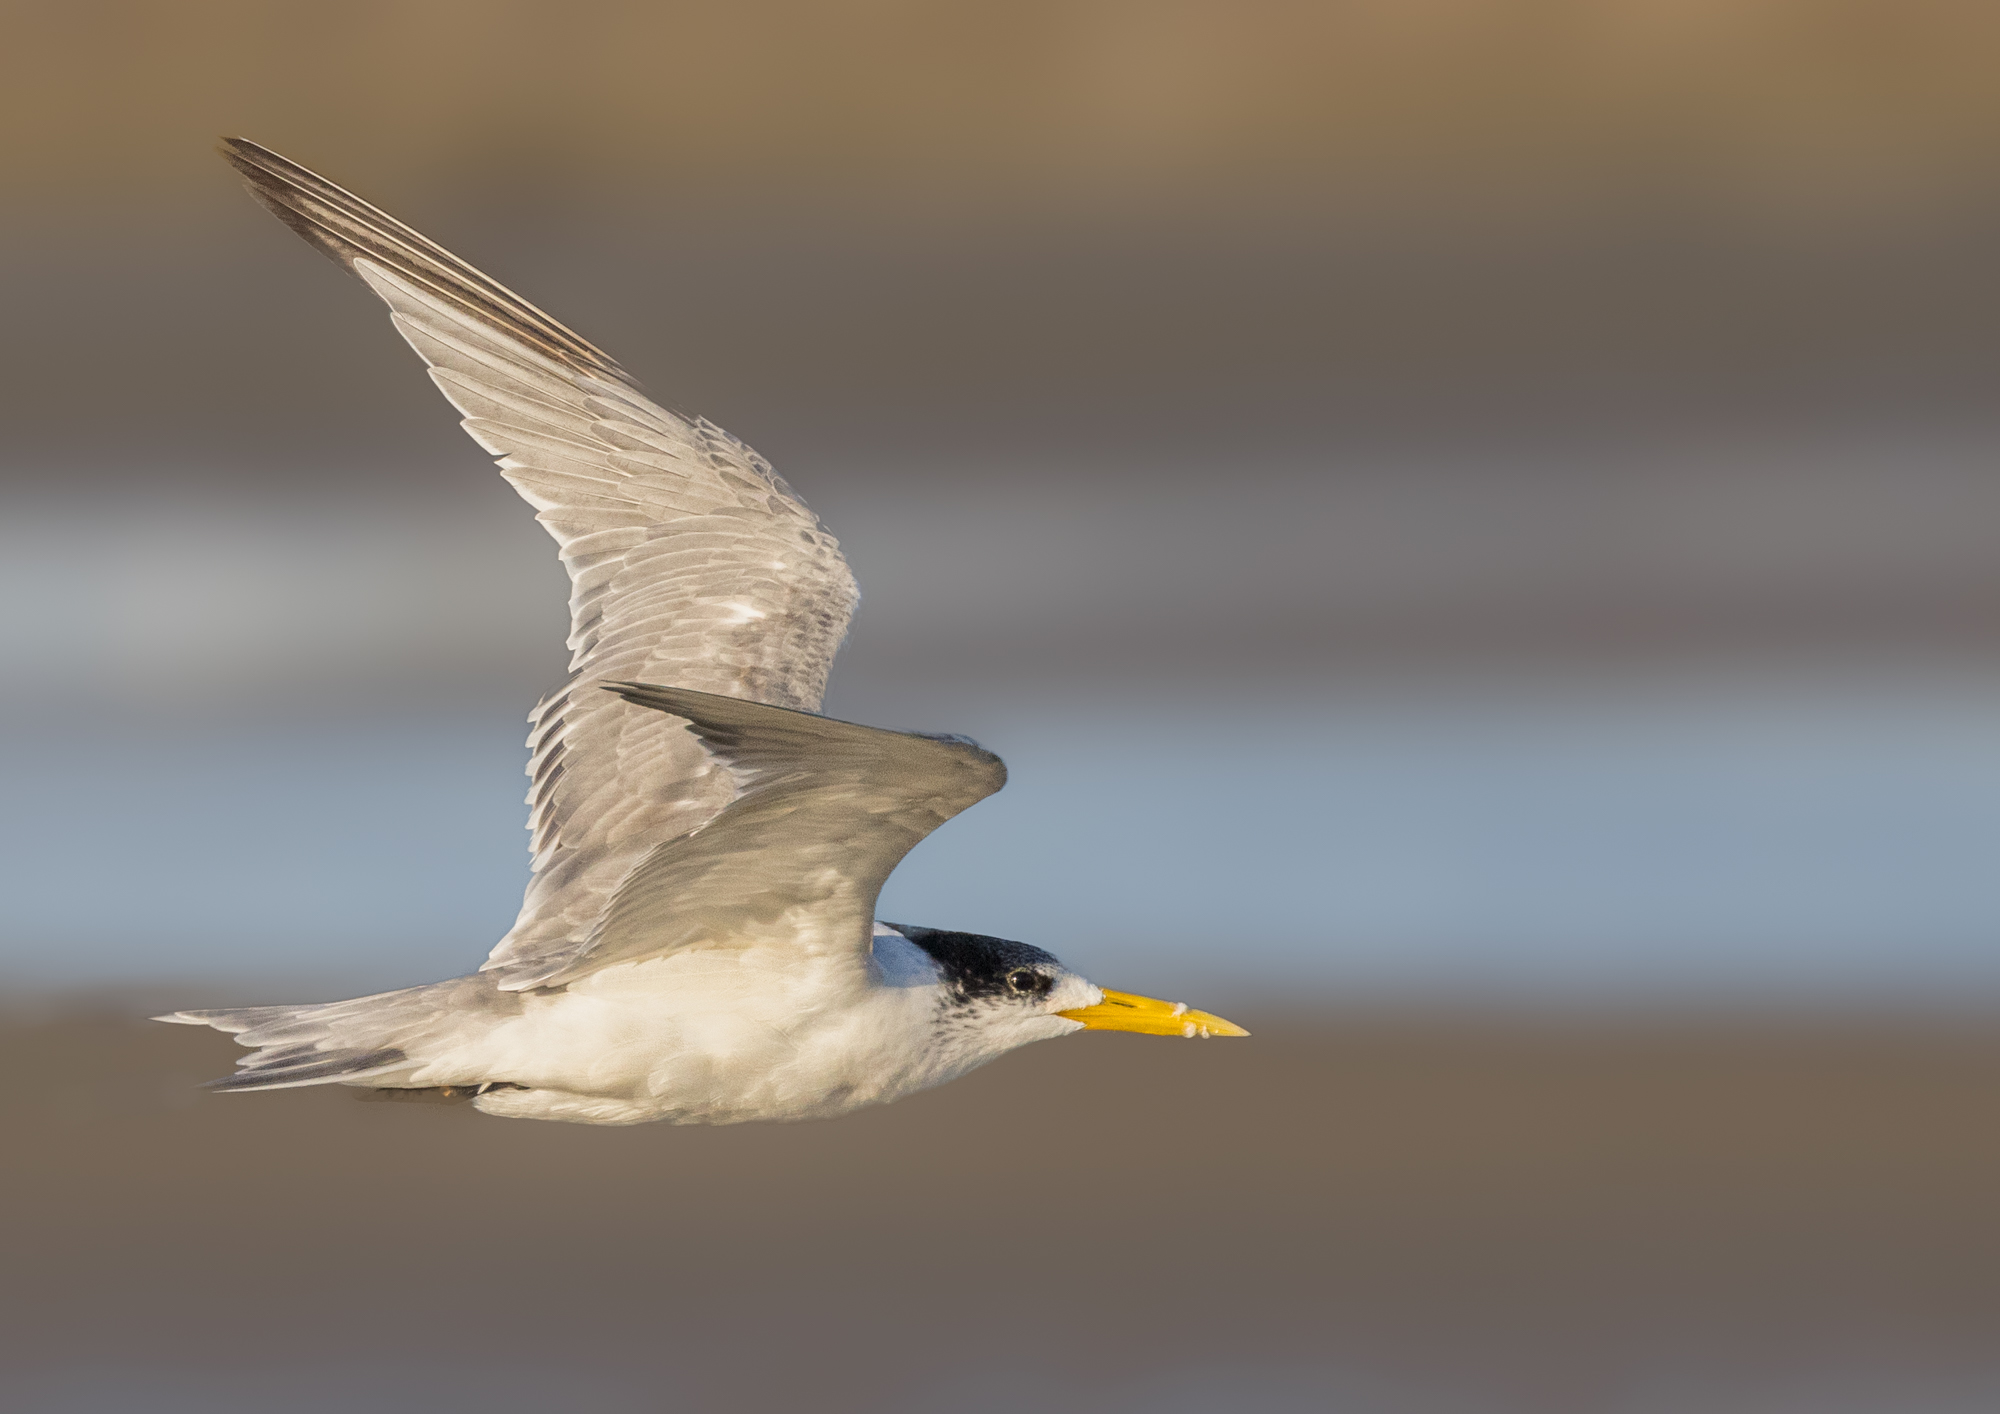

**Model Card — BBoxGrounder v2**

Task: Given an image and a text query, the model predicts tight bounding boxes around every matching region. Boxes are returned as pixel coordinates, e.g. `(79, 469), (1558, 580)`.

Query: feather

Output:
(217, 138), (859, 988)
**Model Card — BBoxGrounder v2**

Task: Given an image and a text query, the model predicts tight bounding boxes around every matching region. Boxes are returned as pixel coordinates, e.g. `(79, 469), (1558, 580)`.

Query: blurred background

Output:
(3, 2), (1999, 1410)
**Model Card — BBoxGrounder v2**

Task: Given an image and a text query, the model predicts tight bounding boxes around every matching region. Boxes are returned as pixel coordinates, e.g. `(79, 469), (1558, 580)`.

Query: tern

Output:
(157, 140), (1245, 1125)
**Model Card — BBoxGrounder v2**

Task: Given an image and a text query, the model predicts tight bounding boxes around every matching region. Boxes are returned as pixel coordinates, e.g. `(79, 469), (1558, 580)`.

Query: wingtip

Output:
(215, 135), (271, 173)
(602, 680), (697, 710)
(207, 134), (646, 393)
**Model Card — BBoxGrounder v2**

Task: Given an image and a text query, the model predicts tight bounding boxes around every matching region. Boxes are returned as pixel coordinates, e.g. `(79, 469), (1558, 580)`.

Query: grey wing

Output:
(539, 683), (1006, 987)
(222, 140), (860, 990)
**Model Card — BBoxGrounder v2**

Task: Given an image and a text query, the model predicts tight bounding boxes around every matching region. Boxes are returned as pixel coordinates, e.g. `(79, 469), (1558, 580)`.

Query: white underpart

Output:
(425, 930), (1088, 1125)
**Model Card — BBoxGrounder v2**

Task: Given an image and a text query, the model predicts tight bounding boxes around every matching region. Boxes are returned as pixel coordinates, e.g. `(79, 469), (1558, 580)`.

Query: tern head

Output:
(886, 925), (1248, 1060)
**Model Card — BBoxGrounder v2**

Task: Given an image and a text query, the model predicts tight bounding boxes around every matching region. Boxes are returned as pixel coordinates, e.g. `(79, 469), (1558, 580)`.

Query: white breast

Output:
(431, 930), (958, 1125)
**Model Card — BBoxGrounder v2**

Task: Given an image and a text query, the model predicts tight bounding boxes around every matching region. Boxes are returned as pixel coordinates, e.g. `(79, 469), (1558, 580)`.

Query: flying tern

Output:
(158, 139), (1245, 1126)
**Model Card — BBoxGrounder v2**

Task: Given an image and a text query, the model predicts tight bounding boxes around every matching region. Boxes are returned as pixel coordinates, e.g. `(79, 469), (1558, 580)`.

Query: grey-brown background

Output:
(3, 3), (1999, 1409)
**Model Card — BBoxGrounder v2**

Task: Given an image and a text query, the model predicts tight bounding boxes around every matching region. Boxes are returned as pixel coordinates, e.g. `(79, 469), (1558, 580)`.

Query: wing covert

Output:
(528, 684), (1006, 988)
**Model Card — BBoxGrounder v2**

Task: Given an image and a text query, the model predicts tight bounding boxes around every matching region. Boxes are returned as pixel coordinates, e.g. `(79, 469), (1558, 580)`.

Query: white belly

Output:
(418, 931), (966, 1125)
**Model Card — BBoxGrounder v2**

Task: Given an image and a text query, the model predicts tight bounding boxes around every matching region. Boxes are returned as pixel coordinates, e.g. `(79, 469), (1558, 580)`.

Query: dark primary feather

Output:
(219, 137), (636, 389)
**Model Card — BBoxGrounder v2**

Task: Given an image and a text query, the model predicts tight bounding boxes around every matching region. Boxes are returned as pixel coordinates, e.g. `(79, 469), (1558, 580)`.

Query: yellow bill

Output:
(1059, 989), (1249, 1038)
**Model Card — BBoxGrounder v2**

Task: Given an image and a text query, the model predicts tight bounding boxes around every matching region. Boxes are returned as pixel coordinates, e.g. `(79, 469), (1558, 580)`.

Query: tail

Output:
(154, 975), (504, 1092)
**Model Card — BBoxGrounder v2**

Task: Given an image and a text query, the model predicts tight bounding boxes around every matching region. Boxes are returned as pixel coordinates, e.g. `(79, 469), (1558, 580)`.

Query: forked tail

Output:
(154, 975), (505, 1092)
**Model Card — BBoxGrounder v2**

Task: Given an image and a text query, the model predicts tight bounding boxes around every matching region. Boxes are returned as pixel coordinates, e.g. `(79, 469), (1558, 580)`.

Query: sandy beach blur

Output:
(6, 1006), (2000, 1411)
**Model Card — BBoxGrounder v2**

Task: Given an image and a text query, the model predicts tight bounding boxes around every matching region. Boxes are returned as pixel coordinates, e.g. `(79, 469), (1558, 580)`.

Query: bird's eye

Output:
(1007, 969), (1040, 994)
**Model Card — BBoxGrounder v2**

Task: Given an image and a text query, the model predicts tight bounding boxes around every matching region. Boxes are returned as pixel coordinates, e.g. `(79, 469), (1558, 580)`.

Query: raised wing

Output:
(540, 683), (1006, 987)
(222, 139), (860, 989)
